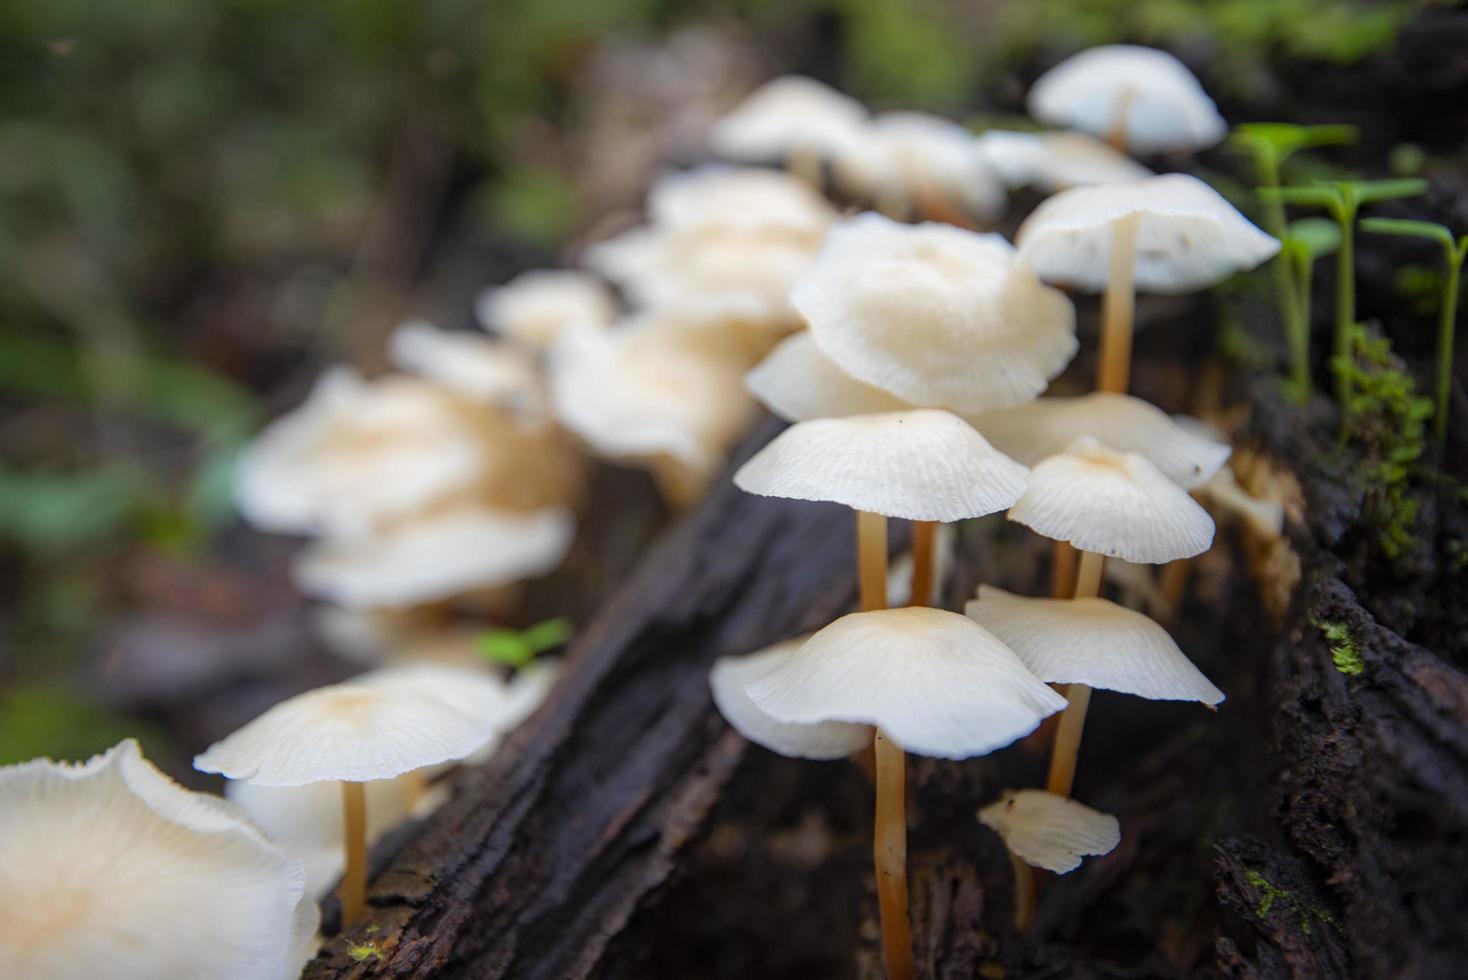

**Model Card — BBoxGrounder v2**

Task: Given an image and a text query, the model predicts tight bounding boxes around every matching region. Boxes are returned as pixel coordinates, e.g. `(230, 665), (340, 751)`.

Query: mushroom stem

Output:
(340, 780), (368, 927)
(1157, 558), (1192, 627)
(1050, 540), (1077, 598)
(1046, 550), (1105, 798)
(1097, 212), (1141, 394)
(787, 146), (824, 191)
(909, 520), (938, 608)
(1009, 848), (1036, 932)
(1105, 88), (1134, 153)
(857, 511), (889, 613)
(874, 730), (914, 980)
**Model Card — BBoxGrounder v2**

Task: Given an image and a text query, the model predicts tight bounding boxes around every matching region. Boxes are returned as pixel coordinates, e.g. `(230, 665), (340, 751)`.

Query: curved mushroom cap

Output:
(586, 167), (835, 327)
(550, 316), (757, 472)
(1007, 437), (1215, 563)
(1026, 44), (1226, 154)
(974, 130), (1152, 192)
(834, 111), (1005, 218)
(978, 789), (1120, 874)
(969, 392), (1231, 489)
(709, 75), (869, 163)
(710, 638), (874, 760)
(295, 505), (574, 610)
(1198, 466), (1285, 539)
(0, 740), (316, 980)
(1015, 173), (1280, 295)
(747, 608), (1066, 759)
(234, 368), (491, 538)
(745, 331), (911, 423)
(734, 410), (1029, 522)
(965, 586), (1224, 704)
(194, 665), (526, 786)
(795, 214), (1076, 414)
(475, 269), (618, 350)
(389, 319), (544, 414)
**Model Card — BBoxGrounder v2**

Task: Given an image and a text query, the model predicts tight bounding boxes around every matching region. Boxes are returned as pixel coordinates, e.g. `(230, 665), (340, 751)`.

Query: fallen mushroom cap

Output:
(978, 789), (1120, 874)
(1007, 436), (1215, 563)
(710, 638), (874, 760)
(965, 585), (1224, 704)
(733, 410), (1029, 522)
(475, 269), (618, 349)
(1015, 173), (1280, 295)
(0, 739), (316, 980)
(745, 331), (910, 423)
(388, 319), (544, 413)
(294, 505), (575, 610)
(969, 392), (1231, 489)
(234, 368), (491, 538)
(794, 213), (1077, 414)
(194, 664), (532, 786)
(834, 111), (1005, 218)
(973, 130), (1153, 192)
(709, 74), (869, 163)
(747, 608), (1067, 759)
(1026, 44), (1226, 154)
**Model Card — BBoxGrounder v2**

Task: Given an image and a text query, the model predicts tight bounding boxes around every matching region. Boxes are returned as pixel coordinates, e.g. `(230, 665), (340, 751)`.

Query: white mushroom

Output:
(388, 319), (544, 416)
(709, 75), (869, 181)
(974, 130), (1153, 192)
(475, 269), (618, 350)
(1026, 44), (1226, 155)
(745, 331), (910, 423)
(834, 111), (1005, 221)
(0, 740), (317, 980)
(978, 789), (1120, 874)
(795, 213), (1077, 414)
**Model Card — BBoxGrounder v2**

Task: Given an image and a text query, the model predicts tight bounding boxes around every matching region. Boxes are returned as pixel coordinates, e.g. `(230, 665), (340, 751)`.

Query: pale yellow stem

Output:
(908, 520), (938, 608)
(874, 730), (914, 980)
(857, 511), (888, 613)
(786, 146), (824, 190)
(1098, 212), (1140, 394)
(1050, 540), (1078, 598)
(1009, 848), (1036, 932)
(340, 780), (368, 927)
(1105, 87), (1134, 153)
(1157, 559), (1192, 627)
(1046, 550), (1104, 798)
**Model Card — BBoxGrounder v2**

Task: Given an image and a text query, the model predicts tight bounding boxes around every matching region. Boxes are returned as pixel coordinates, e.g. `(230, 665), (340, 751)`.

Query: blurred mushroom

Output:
(974, 129), (1152, 192)
(745, 331), (911, 423)
(795, 213), (1077, 414)
(834, 111), (1005, 223)
(1016, 173), (1278, 393)
(1, 739), (317, 980)
(475, 269), (618, 351)
(388, 319), (545, 417)
(1026, 44), (1226, 155)
(708, 74), (869, 187)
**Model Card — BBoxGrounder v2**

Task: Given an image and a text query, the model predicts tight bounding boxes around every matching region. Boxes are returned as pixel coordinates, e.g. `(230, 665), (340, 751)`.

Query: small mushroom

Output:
(709, 75), (869, 186)
(388, 319), (544, 417)
(794, 213), (1077, 414)
(1197, 465), (1286, 540)
(195, 665), (529, 927)
(974, 129), (1152, 193)
(1, 739), (317, 979)
(1016, 173), (1278, 393)
(969, 391), (1232, 490)
(1026, 44), (1226, 155)
(475, 269), (618, 350)
(833, 111), (1005, 223)
(745, 331), (910, 423)
(294, 505), (575, 610)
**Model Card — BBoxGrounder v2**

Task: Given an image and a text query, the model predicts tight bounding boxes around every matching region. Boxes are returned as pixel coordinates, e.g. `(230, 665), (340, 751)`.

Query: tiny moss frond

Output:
(1243, 868), (1342, 934)
(1243, 869), (1290, 918)
(347, 941), (384, 963)
(1314, 619), (1363, 675)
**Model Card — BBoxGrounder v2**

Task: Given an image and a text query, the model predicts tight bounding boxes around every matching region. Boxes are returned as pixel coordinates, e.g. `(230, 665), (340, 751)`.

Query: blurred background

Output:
(0, 0), (1456, 776)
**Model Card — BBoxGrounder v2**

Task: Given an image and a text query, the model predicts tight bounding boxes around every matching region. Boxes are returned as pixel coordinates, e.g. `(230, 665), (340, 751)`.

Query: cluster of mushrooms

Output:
(0, 42), (1297, 980)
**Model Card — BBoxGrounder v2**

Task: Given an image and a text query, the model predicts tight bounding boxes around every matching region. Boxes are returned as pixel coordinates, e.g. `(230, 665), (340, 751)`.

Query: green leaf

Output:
(1230, 122), (1358, 161)
(1287, 217), (1342, 260)
(1343, 178), (1429, 205)
(0, 464), (154, 553)
(1261, 185), (1340, 207)
(1359, 218), (1456, 251)
(474, 618), (572, 669)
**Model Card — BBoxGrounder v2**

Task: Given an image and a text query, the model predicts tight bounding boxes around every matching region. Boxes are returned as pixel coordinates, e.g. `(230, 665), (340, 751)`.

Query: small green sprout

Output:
(1278, 217), (1341, 386)
(1229, 123), (1357, 396)
(1359, 217), (1467, 450)
(475, 617), (573, 669)
(1264, 179), (1428, 404)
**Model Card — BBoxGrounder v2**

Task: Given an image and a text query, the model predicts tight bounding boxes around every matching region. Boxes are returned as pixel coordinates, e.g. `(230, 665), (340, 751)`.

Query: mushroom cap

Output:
(794, 214), (1076, 414)
(710, 638), (874, 760)
(388, 319), (544, 414)
(585, 168), (834, 327)
(733, 410), (1029, 522)
(0, 740), (316, 980)
(475, 269), (617, 349)
(1015, 173), (1280, 295)
(194, 664), (527, 786)
(969, 392), (1231, 489)
(974, 130), (1152, 192)
(747, 608), (1065, 759)
(965, 586), (1224, 703)
(709, 74), (869, 162)
(234, 368), (491, 538)
(834, 111), (1005, 218)
(1026, 44), (1226, 154)
(745, 331), (911, 423)
(294, 505), (574, 610)
(1198, 466), (1285, 539)
(550, 315), (756, 471)
(978, 789), (1120, 874)
(1007, 437), (1215, 563)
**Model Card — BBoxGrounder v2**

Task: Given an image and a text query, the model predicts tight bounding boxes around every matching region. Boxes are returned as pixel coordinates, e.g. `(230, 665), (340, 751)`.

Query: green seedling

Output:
(1360, 218), (1467, 449)
(1278, 217), (1341, 396)
(1265, 179), (1428, 403)
(475, 617), (573, 669)
(1229, 124), (1357, 395)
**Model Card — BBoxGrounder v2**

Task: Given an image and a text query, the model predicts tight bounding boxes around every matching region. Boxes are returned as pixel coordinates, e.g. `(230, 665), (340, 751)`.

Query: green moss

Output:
(346, 942), (384, 963)
(1243, 869), (1341, 935)
(1244, 869), (1290, 917)
(1315, 620), (1363, 676)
